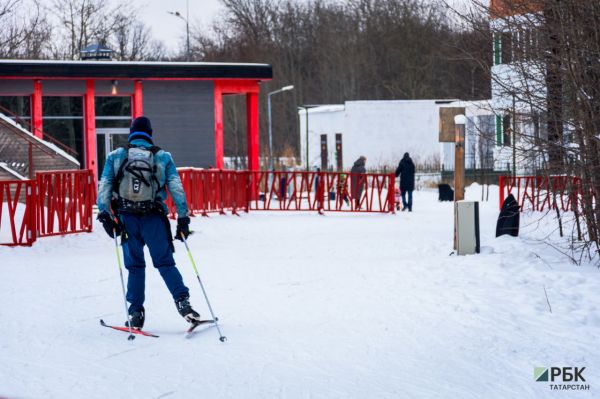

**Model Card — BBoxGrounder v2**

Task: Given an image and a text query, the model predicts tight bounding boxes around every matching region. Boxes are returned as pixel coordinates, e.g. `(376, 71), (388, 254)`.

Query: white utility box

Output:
(455, 200), (480, 255)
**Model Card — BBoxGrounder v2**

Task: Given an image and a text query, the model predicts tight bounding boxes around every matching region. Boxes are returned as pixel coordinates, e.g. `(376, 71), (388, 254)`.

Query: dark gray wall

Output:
(143, 81), (214, 168)
(0, 80), (33, 95)
(43, 80), (85, 94)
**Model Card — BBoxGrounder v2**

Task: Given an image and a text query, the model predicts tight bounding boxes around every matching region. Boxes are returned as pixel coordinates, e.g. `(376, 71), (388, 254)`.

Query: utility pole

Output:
(454, 114), (466, 201)
(297, 105), (312, 171)
(267, 85), (294, 170)
(454, 114), (467, 250)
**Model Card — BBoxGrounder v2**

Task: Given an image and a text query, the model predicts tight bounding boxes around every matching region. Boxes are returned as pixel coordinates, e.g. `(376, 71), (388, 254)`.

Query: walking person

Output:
(350, 156), (367, 209)
(395, 152), (415, 211)
(96, 116), (202, 330)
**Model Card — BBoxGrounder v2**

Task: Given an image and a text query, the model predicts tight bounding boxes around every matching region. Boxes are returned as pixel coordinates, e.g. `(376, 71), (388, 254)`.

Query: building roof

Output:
(0, 59), (273, 80)
(490, 0), (543, 19)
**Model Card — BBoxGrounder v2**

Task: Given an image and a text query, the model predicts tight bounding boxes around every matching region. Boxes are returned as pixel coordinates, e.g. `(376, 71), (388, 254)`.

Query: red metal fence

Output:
(3, 168), (393, 246)
(0, 169), (94, 246)
(166, 168), (249, 217)
(167, 169), (395, 216)
(36, 170), (94, 237)
(498, 175), (588, 212)
(0, 180), (36, 246)
(248, 171), (395, 213)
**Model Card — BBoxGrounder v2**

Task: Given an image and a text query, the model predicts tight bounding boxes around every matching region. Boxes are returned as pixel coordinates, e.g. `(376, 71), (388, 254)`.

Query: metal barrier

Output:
(248, 171), (395, 213)
(0, 180), (36, 246)
(499, 175), (584, 212)
(319, 172), (395, 213)
(1, 170), (94, 246)
(167, 169), (395, 216)
(36, 170), (94, 237)
(166, 168), (249, 217)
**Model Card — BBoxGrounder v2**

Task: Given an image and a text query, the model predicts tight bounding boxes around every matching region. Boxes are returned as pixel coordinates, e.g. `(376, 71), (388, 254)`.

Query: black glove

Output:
(97, 211), (122, 238)
(175, 216), (191, 241)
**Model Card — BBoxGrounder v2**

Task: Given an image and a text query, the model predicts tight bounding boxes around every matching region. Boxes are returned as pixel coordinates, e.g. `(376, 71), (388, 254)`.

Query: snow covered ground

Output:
(1, 186), (599, 398)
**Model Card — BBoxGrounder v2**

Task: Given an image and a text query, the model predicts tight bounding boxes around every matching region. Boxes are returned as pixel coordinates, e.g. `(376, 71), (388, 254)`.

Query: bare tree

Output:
(450, 0), (600, 264)
(48, 0), (162, 60)
(192, 0), (490, 162)
(0, 0), (51, 59)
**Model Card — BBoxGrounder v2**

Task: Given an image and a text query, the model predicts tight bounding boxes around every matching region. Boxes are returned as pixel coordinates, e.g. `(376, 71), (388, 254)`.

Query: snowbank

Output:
(0, 188), (598, 398)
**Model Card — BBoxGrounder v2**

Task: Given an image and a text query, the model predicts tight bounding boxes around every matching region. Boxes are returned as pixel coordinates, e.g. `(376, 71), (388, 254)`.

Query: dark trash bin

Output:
(496, 193), (520, 237)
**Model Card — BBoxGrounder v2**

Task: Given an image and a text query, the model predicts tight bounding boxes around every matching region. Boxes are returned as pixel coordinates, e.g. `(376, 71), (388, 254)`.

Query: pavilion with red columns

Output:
(0, 60), (272, 182)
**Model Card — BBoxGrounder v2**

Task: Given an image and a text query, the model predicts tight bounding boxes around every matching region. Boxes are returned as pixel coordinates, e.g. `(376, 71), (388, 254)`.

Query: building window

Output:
(95, 96), (131, 175)
(95, 96), (131, 128)
(0, 96), (31, 120)
(493, 33), (501, 66)
(42, 96), (84, 165)
(503, 114), (512, 147)
(478, 115), (495, 168)
(501, 32), (513, 64)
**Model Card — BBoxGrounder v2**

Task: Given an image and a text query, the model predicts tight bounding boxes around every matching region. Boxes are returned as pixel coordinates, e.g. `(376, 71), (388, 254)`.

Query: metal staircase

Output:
(0, 111), (79, 180)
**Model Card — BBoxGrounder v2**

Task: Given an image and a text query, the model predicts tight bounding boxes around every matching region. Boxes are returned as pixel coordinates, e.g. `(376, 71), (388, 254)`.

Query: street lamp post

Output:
(267, 85), (294, 170)
(168, 0), (190, 61)
(298, 105), (315, 172)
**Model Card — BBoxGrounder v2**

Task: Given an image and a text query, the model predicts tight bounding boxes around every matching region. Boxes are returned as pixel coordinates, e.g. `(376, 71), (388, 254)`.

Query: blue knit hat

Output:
(129, 116), (153, 142)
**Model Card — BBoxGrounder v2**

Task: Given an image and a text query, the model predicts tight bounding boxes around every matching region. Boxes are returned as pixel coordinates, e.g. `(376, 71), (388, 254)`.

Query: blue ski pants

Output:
(120, 213), (189, 313)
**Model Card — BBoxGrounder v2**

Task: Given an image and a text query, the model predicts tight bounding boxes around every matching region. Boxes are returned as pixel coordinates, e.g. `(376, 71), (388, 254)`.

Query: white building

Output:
(298, 100), (457, 171)
(490, 4), (550, 174)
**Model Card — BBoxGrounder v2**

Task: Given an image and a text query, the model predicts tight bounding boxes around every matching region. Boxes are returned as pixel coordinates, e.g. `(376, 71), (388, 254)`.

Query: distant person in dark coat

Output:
(350, 156), (367, 208)
(395, 152), (415, 211)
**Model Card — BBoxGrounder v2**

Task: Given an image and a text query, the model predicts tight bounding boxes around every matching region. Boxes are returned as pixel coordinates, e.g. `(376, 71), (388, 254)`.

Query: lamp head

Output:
(454, 114), (467, 125)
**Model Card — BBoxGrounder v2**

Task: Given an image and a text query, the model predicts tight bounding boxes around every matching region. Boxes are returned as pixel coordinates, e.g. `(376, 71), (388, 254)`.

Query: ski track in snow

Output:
(1, 185), (599, 398)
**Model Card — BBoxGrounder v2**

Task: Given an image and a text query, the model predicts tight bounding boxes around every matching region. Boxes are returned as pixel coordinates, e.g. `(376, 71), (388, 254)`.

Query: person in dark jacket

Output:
(350, 156), (367, 208)
(395, 152), (415, 211)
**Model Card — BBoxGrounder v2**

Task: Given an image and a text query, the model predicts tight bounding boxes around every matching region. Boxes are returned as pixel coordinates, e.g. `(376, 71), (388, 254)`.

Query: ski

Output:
(100, 319), (159, 338)
(186, 318), (218, 337)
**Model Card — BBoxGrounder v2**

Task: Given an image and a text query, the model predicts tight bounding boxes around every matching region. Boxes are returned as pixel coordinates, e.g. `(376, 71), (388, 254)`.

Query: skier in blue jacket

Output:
(97, 116), (201, 329)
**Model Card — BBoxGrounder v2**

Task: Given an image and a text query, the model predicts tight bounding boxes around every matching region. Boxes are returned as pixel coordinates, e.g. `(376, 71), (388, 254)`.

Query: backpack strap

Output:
(112, 149), (128, 194)
(149, 145), (166, 193)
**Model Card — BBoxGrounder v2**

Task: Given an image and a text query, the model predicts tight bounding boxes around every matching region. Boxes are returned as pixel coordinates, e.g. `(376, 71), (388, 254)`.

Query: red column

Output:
(246, 92), (259, 171)
(31, 80), (43, 138)
(84, 80), (97, 181)
(133, 80), (143, 118)
(214, 85), (224, 169)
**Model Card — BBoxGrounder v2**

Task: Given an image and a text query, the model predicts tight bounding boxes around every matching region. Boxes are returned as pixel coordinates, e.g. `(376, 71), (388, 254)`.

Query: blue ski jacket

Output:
(97, 138), (189, 218)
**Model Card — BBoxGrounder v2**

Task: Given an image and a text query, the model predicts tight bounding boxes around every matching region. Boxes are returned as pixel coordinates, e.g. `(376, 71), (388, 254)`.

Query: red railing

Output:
(248, 171), (395, 213)
(0, 180), (36, 246)
(166, 168), (249, 217)
(498, 175), (588, 212)
(1, 170), (95, 246)
(167, 169), (395, 216)
(36, 170), (94, 237)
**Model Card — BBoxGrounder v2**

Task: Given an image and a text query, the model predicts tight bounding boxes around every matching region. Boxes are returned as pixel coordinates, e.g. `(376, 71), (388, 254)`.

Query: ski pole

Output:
(114, 230), (135, 341)
(180, 233), (227, 342)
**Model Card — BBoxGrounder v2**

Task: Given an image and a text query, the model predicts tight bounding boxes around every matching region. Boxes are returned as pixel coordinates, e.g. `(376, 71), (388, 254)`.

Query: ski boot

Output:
(125, 307), (145, 330)
(175, 295), (202, 324)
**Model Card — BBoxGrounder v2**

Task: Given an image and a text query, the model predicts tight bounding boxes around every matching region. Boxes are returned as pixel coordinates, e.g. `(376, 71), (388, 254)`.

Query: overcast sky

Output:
(134, 0), (224, 52)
